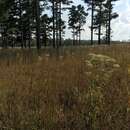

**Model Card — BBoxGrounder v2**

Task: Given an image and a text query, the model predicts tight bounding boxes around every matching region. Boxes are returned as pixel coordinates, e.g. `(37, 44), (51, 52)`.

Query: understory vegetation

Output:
(0, 44), (130, 129)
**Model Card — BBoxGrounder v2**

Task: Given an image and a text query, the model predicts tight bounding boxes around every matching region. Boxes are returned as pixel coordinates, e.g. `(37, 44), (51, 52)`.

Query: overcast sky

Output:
(63, 0), (130, 41)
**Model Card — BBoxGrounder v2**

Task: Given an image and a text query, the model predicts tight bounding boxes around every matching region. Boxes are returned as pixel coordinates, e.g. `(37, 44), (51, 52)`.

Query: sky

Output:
(63, 0), (130, 41)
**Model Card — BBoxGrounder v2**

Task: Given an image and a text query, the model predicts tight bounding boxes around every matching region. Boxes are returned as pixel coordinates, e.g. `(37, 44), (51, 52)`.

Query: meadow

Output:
(0, 44), (130, 130)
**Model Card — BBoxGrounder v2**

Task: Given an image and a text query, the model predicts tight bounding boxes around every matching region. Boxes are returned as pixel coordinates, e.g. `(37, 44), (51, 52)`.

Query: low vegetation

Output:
(0, 44), (129, 129)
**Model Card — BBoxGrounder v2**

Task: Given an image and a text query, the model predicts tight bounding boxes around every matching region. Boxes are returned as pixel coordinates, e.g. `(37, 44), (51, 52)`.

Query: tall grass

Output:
(0, 45), (129, 130)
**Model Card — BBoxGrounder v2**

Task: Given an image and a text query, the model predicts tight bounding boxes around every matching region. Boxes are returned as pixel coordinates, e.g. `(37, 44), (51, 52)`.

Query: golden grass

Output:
(0, 44), (130, 129)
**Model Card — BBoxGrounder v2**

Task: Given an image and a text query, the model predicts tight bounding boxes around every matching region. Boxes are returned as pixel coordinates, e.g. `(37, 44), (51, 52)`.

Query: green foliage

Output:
(68, 4), (88, 44)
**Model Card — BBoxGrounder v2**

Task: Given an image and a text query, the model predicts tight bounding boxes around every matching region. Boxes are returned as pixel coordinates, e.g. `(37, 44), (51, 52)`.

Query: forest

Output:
(0, 0), (130, 130)
(0, 0), (119, 49)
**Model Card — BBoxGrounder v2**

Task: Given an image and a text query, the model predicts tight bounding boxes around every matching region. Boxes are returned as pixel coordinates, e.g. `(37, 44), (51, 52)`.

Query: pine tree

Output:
(33, 0), (48, 49)
(40, 14), (52, 47)
(68, 5), (88, 45)
(49, 0), (72, 48)
(34, 0), (41, 50)
(84, 0), (95, 45)
(104, 0), (119, 44)
(93, 0), (105, 44)
(0, 0), (17, 47)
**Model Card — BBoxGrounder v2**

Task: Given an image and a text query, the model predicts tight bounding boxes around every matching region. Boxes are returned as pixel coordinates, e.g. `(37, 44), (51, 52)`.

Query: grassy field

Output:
(0, 44), (130, 129)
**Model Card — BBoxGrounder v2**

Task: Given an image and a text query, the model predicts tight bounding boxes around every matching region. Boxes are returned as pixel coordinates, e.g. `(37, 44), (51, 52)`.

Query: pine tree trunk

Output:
(91, 0), (94, 45)
(52, 1), (55, 48)
(28, 29), (31, 48)
(56, 2), (59, 48)
(105, 20), (108, 44)
(79, 26), (81, 45)
(98, 24), (101, 45)
(28, 0), (31, 48)
(19, 0), (24, 48)
(108, 2), (111, 45)
(73, 30), (74, 45)
(28, 21), (31, 48)
(44, 32), (47, 47)
(59, 2), (62, 47)
(1, 33), (4, 48)
(98, 4), (102, 45)
(36, 0), (41, 50)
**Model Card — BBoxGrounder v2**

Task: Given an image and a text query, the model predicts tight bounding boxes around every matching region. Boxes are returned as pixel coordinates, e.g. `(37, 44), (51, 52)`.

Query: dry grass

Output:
(0, 44), (130, 129)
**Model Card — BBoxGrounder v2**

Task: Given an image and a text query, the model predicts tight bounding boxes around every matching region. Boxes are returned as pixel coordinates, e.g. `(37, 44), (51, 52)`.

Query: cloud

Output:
(65, 0), (130, 41)
(112, 0), (130, 40)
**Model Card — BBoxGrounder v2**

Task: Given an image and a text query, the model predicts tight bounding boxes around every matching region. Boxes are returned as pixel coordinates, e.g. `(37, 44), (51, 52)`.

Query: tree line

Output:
(0, 0), (119, 50)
